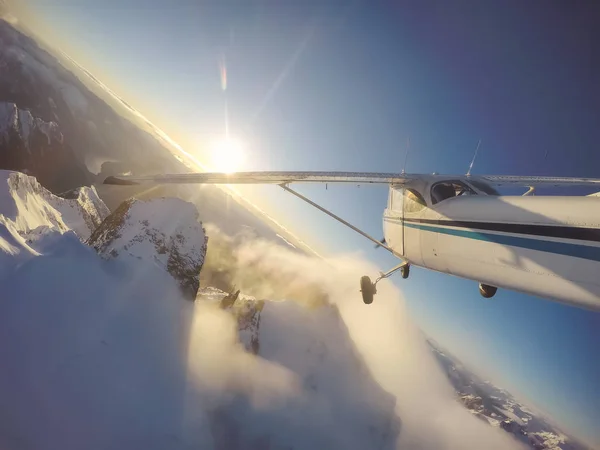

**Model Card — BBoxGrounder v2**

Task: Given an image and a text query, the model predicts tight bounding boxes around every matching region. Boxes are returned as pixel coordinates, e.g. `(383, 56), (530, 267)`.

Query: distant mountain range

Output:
(428, 340), (592, 450)
(0, 17), (189, 194)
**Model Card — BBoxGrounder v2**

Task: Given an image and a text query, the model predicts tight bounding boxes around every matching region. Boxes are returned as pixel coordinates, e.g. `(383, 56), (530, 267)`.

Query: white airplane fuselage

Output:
(383, 184), (600, 311)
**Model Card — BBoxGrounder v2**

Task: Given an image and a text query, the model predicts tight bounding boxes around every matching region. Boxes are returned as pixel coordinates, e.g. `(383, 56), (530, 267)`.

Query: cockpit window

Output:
(404, 188), (427, 213)
(468, 179), (500, 195)
(431, 181), (476, 205)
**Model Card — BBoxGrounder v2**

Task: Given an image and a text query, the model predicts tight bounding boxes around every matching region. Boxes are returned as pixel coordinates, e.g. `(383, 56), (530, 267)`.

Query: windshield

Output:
(404, 188), (427, 213)
(468, 179), (501, 195)
(431, 181), (477, 204)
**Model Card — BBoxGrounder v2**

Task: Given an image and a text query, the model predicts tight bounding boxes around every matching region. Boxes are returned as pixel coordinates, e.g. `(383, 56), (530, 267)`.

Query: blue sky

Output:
(16, 0), (600, 445)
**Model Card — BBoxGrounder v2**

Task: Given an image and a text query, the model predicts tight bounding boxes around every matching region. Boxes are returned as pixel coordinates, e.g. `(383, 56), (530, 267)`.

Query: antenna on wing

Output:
(401, 137), (410, 174)
(466, 139), (482, 176)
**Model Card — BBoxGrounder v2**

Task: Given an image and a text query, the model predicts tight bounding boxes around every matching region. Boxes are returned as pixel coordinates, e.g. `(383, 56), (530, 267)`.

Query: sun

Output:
(209, 137), (246, 173)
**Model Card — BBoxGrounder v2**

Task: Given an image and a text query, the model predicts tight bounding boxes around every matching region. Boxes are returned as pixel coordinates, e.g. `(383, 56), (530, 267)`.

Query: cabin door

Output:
(385, 187), (404, 256)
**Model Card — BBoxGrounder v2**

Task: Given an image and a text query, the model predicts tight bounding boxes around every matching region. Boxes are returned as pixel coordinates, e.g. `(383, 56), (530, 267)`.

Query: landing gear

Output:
(360, 262), (409, 304)
(360, 276), (376, 304)
(479, 283), (497, 298)
(400, 264), (410, 279)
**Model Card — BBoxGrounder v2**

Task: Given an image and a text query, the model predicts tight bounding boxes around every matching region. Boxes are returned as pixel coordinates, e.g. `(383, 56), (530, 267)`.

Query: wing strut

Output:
(279, 184), (397, 255)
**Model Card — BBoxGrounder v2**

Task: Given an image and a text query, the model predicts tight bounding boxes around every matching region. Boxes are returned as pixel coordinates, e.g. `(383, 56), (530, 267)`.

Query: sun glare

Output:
(209, 137), (246, 173)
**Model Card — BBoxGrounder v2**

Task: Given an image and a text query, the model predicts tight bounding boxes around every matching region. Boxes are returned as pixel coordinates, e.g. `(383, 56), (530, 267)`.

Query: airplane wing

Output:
(103, 171), (412, 186)
(102, 171), (600, 188)
(478, 175), (600, 188)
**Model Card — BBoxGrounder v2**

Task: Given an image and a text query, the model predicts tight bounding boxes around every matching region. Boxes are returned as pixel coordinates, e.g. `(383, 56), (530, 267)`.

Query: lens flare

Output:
(219, 55), (227, 91)
(210, 137), (245, 173)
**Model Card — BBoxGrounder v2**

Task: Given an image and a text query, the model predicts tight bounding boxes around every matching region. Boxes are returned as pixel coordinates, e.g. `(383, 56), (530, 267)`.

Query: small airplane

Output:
(104, 171), (600, 312)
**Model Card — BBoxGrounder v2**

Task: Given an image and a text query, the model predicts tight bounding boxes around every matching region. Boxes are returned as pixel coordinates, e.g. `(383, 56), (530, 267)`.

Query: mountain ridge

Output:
(428, 339), (594, 450)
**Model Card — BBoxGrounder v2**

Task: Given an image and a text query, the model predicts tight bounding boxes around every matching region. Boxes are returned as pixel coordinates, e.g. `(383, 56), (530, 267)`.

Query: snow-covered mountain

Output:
(88, 197), (208, 300)
(0, 101), (92, 192)
(0, 101), (62, 146)
(0, 172), (527, 450)
(0, 170), (108, 238)
(429, 341), (593, 450)
(0, 170), (106, 278)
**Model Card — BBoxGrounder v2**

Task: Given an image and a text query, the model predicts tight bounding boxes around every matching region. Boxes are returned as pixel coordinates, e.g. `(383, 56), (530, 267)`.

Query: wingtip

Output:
(103, 176), (140, 185)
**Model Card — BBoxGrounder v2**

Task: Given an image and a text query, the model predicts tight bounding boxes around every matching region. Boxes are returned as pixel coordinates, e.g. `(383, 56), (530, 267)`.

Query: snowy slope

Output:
(0, 170), (108, 279)
(0, 232), (211, 450)
(0, 170), (108, 240)
(88, 197), (208, 300)
(0, 173), (214, 449)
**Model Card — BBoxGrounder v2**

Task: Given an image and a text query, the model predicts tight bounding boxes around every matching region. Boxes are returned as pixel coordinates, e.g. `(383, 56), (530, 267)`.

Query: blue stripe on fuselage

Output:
(403, 222), (600, 262)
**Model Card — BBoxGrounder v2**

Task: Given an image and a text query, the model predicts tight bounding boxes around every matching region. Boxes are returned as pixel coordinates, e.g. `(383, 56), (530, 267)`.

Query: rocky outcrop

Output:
(218, 288), (264, 355)
(87, 197), (208, 300)
(0, 102), (94, 193)
(0, 102), (63, 147)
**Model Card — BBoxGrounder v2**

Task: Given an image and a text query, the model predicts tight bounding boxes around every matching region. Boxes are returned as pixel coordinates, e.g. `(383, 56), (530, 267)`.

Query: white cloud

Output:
(186, 302), (302, 410)
(221, 234), (528, 449)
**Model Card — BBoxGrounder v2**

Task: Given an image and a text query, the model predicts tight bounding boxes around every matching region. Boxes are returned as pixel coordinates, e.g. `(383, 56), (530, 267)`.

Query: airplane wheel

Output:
(400, 264), (410, 279)
(360, 275), (376, 304)
(479, 283), (497, 298)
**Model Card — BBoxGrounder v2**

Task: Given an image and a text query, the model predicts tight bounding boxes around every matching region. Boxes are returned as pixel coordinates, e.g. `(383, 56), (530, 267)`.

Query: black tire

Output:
(479, 283), (497, 298)
(400, 264), (410, 279)
(360, 275), (375, 304)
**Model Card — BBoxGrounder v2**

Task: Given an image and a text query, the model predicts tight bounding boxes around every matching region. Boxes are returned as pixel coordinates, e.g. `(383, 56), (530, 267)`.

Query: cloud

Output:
(201, 227), (527, 449)
(186, 302), (302, 410)
(200, 223), (329, 308)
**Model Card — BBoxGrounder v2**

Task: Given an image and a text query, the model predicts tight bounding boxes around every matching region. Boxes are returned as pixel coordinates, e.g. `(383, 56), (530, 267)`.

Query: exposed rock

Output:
(88, 197), (208, 300)
(0, 102), (95, 193)
(219, 288), (241, 309)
